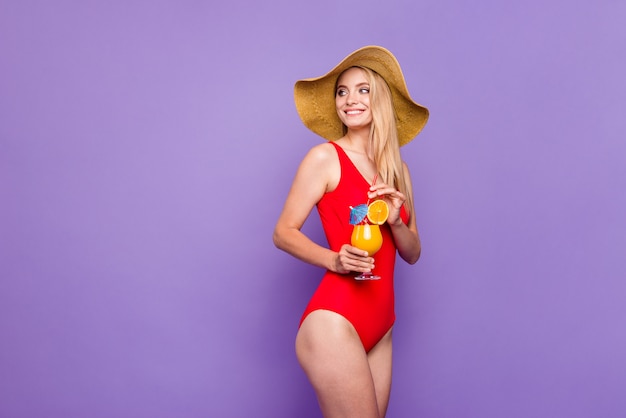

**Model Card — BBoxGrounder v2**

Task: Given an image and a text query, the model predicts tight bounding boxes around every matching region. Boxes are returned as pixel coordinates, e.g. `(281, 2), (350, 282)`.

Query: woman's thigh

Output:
(367, 328), (393, 418)
(296, 309), (380, 418)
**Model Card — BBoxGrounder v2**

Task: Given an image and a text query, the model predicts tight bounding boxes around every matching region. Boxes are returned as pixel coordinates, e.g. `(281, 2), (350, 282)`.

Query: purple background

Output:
(1, 1), (625, 417)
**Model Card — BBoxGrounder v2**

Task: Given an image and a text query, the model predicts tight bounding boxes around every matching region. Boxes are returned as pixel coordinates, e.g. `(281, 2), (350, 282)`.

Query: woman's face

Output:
(335, 67), (372, 131)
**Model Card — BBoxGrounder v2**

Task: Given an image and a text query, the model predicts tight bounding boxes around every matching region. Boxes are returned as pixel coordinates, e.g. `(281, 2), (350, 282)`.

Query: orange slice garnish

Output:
(367, 200), (389, 225)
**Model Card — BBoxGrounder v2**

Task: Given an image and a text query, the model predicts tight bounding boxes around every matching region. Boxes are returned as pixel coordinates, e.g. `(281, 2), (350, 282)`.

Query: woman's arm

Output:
(273, 144), (375, 274)
(368, 162), (421, 264)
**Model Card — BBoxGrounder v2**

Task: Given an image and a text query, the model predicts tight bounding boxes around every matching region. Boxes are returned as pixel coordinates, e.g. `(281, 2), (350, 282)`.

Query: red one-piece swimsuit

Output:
(299, 141), (408, 353)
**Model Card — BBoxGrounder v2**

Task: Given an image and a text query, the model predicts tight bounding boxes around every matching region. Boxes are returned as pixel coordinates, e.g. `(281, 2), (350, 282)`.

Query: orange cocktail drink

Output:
(349, 198), (388, 280)
(351, 223), (383, 280)
(351, 224), (383, 256)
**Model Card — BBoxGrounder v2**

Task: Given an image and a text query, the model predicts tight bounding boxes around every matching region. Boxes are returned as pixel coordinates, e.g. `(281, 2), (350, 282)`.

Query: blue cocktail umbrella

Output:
(349, 204), (368, 225)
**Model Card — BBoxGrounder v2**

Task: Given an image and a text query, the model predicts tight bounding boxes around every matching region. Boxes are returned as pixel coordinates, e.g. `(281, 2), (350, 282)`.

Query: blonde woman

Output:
(274, 46), (429, 418)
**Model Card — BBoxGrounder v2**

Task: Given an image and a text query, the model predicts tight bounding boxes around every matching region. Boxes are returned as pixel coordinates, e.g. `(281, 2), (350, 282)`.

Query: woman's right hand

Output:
(333, 244), (374, 274)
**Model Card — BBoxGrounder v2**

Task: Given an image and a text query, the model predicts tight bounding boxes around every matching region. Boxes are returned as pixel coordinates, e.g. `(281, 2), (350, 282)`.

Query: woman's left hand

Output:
(367, 182), (406, 226)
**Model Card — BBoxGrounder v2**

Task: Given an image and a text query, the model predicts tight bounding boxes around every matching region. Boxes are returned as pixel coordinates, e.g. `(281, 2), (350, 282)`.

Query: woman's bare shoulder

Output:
(298, 142), (340, 192)
(304, 142), (337, 163)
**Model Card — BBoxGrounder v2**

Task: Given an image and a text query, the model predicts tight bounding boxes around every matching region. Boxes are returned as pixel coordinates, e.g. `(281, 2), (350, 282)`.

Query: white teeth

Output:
(346, 110), (363, 115)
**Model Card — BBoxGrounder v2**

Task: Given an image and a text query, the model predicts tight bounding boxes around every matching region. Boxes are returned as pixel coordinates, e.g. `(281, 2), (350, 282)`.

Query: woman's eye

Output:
(336, 89), (347, 97)
(359, 87), (370, 94)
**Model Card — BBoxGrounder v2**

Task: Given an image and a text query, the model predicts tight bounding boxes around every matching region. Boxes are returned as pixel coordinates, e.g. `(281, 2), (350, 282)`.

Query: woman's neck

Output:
(342, 127), (372, 157)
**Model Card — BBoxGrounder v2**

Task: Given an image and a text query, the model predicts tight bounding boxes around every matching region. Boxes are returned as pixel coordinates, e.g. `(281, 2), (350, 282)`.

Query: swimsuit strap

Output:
(330, 141), (350, 167)
(329, 141), (371, 188)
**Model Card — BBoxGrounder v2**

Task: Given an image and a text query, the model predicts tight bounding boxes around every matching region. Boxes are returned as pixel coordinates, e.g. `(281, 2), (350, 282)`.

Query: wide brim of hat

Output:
(294, 45), (429, 146)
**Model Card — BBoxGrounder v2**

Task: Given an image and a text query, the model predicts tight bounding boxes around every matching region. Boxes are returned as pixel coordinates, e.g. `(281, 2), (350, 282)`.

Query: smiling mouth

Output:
(345, 110), (364, 115)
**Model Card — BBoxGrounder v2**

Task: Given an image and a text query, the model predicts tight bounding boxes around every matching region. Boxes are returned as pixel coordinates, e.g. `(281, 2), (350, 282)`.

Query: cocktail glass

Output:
(351, 223), (383, 280)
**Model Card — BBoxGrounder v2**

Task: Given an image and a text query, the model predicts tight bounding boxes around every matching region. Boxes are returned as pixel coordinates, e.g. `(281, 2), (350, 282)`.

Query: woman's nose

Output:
(346, 91), (358, 104)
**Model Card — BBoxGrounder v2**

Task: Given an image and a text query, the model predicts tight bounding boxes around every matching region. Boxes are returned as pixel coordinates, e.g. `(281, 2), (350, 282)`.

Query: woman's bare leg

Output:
(367, 328), (393, 418)
(296, 310), (380, 418)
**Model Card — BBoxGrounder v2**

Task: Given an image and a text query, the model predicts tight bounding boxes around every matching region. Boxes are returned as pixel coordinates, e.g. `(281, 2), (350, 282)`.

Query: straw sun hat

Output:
(294, 45), (429, 146)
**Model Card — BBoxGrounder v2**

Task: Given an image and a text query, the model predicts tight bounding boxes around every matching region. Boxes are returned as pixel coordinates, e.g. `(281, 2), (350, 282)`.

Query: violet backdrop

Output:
(1, 1), (625, 417)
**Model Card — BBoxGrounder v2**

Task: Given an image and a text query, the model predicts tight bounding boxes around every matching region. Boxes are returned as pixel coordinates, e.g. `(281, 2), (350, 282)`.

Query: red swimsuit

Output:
(299, 142), (408, 353)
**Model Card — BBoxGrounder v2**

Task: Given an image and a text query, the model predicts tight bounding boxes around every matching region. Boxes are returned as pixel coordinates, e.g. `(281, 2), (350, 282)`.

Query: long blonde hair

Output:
(342, 66), (413, 219)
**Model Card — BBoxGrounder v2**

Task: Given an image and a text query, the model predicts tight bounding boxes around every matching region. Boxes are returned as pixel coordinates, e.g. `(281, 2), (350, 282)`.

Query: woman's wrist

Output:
(388, 218), (405, 228)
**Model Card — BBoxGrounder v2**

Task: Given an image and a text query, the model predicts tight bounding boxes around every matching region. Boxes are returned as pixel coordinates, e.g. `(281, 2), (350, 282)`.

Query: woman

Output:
(273, 46), (429, 418)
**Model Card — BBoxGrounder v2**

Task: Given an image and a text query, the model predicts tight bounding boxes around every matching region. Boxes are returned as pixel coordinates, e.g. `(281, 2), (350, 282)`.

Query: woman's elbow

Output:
(407, 252), (421, 265)
(272, 227), (284, 250)
(403, 246), (421, 265)
(273, 224), (291, 251)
